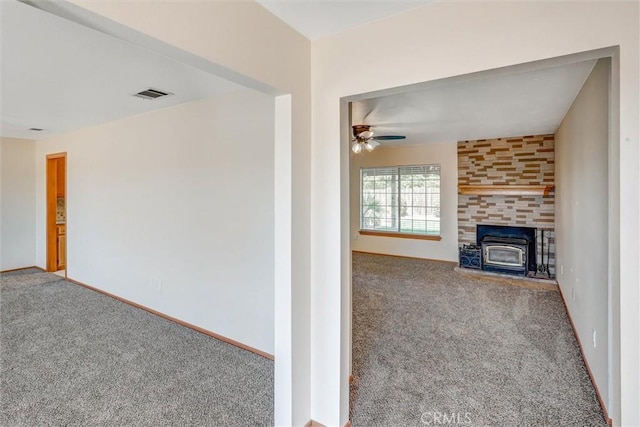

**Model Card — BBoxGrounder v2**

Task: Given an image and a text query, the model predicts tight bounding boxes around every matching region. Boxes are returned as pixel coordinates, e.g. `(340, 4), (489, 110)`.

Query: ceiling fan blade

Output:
(372, 135), (406, 141)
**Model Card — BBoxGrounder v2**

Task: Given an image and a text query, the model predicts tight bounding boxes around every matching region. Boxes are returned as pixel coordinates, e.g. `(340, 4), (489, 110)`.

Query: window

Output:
(360, 165), (440, 237)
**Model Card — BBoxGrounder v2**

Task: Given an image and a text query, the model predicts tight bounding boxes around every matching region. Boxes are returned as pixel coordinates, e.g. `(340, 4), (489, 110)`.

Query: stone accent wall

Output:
(458, 135), (555, 274)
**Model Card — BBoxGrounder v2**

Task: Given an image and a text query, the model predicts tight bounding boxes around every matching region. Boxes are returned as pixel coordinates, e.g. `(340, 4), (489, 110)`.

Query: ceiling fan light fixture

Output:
(351, 124), (405, 154)
(359, 130), (374, 139)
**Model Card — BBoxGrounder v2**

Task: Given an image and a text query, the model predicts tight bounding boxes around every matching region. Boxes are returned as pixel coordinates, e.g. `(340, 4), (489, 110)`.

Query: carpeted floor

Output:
(0, 268), (273, 426)
(349, 252), (606, 427)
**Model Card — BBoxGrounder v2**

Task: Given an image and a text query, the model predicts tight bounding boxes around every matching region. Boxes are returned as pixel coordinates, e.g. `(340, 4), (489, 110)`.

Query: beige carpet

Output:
(349, 252), (606, 427)
(1, 268), (273, 426)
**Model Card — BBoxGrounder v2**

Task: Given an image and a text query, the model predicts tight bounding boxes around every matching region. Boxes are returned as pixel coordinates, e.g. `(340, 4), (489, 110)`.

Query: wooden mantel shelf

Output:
(458, 185), (554, 196)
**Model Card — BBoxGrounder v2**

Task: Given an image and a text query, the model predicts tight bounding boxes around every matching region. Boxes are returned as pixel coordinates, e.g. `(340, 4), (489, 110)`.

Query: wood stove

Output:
(477, 225), (536, 276)
(481, 236), (528, 275)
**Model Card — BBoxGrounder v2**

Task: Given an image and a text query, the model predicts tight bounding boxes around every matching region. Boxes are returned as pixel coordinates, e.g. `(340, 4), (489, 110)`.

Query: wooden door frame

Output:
(46, 153), (66, 273)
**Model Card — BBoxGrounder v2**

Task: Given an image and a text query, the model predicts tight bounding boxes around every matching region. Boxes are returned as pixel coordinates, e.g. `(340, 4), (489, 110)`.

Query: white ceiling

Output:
(257, 0), (433, 40)
(1, 1), (597, 145)
(256, 0), (596, 144)
(0, 1), (242, 140)
(352, 60), (597, 145)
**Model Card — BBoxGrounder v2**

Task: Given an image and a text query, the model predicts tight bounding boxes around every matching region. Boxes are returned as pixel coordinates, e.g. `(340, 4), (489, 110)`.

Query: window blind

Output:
(361, 164), (440, 236)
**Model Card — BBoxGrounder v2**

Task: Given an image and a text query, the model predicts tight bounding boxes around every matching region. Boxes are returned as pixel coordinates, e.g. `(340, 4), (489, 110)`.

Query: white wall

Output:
(1, 137), (36, 271)
(29, 1), (312, 423)
(349, 142), (458, 262)
(556, 58), (610, 412)
(312, 2), (639, 425)
(34, 90), (276, 354)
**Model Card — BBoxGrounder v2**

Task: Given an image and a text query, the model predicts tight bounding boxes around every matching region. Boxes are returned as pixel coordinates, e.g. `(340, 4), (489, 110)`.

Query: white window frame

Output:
(359, 164), (441, 240)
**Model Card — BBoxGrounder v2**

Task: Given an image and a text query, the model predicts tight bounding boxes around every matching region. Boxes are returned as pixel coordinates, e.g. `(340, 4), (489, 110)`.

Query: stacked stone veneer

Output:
(458, 134), (555, 274)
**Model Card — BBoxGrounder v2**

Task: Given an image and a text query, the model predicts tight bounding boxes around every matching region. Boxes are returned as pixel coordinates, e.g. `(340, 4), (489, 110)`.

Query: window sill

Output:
(359, 230), (442, 241)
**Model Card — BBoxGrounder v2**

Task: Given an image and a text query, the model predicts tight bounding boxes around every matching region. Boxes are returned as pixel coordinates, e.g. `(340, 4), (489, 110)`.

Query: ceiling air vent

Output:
(29, 128), (43, 131)
(133, 88), (172, 100)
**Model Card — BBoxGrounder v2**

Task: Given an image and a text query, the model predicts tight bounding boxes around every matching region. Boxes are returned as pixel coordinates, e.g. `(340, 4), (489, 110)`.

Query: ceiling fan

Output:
(351, 124), (406, 153)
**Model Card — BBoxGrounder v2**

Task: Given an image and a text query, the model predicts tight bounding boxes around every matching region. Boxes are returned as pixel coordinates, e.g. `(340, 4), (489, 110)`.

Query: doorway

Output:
(342, 51), (618, 425)
(46, 153), (66, 275)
